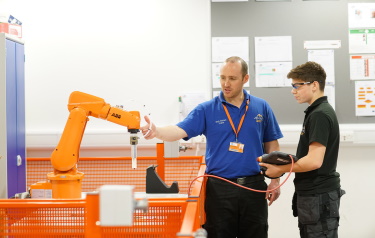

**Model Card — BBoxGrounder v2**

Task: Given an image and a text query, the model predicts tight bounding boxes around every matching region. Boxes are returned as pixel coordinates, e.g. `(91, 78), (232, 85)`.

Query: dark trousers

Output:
(294, 189), (345, 238)
(204, 175), (268, 238)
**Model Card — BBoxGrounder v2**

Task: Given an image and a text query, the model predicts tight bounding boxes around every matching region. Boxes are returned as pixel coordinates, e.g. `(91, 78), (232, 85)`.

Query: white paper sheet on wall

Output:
(179, 92), (207, 120)
(304, 40), (341, 49)
(348, 3), (375, 29)
(350, 55), (375, 80)
(324, 85), (336, 110)
(349, 29), (375, 54)
(355, 81), (375, 116)
(212, 63), (222, 88)
(254, 36), (292, 62)
(308, 49), (335, 86)
(255, 62), (292, 87)
(212, 37), (249, 62)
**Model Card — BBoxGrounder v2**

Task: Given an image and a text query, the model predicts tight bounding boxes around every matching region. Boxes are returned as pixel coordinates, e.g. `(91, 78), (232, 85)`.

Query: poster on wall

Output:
(348, 3), (375, 29)
(324, 85), (336, 110)
(179, 92), (207, 121)
(349, 29), (375, 54)
(254, 36), (292, 88)
(212, 63), (222, 88)
(350, 55), (375, 80)
(304, 40), (341, 49)
(308, 49), (335, 85)
(355, 80), (375, 116)
(255, 62), (292, 87)
(254, 36), (292, 62)
(212, 37), (249, 62)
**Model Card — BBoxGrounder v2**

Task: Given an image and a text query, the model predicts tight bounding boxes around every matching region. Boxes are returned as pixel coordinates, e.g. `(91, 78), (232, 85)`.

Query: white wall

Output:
(0, 0), (211, 134)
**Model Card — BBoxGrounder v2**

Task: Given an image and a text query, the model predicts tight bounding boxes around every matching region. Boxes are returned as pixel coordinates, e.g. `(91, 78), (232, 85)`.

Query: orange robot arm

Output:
(50, 91), (141, 173)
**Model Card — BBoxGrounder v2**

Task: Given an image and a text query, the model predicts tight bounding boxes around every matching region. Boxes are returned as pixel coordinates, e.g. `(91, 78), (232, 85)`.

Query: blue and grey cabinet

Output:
(0, 33), (26, 198)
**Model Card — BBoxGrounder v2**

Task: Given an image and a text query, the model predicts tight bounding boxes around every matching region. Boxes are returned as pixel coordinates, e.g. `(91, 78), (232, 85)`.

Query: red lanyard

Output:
(222, 99), (249, 142)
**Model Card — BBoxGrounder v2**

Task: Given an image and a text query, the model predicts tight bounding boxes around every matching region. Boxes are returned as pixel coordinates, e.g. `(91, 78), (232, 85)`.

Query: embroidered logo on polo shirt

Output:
(301, 126), (305, 135)
(215, 119), (227, 125)
(254, 114), (263, 123)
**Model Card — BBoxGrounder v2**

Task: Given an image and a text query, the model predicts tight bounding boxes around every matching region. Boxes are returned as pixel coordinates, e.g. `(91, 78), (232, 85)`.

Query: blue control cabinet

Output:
(0, 33), (26, 198)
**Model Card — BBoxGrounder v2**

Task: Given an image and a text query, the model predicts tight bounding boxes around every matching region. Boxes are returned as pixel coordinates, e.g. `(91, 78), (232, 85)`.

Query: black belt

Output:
(221, 174), (264, 185)
(297, 188), (344, 197)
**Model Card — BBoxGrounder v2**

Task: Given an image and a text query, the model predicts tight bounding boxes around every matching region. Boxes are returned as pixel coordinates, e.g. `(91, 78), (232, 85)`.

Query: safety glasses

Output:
(291, 82), (313, 89)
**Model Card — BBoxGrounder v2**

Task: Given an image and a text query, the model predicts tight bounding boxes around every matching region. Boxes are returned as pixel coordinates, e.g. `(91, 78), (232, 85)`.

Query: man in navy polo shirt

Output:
(141, 56), (283, 238)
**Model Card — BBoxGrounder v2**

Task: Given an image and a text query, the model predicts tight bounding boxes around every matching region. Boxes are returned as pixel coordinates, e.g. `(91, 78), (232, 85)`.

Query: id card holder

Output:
(229, 142), (244, 153)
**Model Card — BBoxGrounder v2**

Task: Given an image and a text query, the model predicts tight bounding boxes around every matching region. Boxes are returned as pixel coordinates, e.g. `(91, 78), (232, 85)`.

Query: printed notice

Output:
(304, 40), (341, 49)
(255, 62), (292, 87)
(254, 36), (292, 62)
(348, 3), (375, 29)
(179, 93), (207, 120)
(349, 29), (375, 54)
(212, 37), (249, 62)
(308, 50), (335, 85)
(212, 63), (222, 88)
(355, 81), (375, 116)
(350, 55), (375, 80)
(324, 85), (336, 110)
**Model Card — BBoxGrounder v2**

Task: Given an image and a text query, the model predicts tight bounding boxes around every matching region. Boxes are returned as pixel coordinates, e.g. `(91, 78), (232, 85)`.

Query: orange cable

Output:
(188, 154), (295, 196)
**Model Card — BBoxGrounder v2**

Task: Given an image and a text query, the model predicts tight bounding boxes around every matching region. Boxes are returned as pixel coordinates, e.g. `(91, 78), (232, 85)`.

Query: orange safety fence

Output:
(26, 156), (202, 194)
(0, 198), (187, 237)
(0, 199), (86, 237)
(0, 164), (207, 238)
(1, 142), (208, 237)
(26, 143), (204, 194)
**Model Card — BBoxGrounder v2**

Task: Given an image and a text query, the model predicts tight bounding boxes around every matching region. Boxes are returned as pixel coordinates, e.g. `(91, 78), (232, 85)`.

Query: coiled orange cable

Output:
(188, 154), (295, 196)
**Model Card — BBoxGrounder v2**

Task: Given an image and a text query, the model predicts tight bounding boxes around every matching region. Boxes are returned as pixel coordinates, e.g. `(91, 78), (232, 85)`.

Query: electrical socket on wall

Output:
(340, 131), (354, 142)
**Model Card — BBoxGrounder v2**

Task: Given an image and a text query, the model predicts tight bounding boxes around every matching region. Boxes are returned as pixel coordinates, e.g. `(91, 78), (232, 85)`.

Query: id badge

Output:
(229, 142), (244, 153)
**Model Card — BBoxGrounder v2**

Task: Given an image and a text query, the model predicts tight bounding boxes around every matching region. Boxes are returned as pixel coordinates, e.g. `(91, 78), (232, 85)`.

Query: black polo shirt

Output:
(294, 96), (341, 194)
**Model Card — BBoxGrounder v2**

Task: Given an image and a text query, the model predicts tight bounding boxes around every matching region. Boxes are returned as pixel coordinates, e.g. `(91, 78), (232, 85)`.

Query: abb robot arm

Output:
(44, 91), (140, 198)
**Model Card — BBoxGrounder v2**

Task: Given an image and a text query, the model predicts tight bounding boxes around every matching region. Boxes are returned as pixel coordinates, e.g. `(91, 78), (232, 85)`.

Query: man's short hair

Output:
(287, 61), (326, 91)
(225, 56), (248, 78)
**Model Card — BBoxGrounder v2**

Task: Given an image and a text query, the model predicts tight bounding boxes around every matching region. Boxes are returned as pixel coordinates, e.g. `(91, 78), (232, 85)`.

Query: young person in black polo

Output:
(259, 61), (345, 238)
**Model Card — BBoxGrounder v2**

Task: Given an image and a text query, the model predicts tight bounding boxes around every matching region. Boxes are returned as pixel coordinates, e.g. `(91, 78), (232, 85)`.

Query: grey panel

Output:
(211, 0), (375, 124)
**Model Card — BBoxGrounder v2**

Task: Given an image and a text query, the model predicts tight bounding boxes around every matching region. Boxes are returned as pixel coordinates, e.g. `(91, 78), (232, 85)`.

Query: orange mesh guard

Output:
(0, 163), (207, 238)
(27, 156), (203, 194)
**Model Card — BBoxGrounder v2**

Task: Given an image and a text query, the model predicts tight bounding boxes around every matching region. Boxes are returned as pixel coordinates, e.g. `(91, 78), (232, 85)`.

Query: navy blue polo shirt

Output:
(177, 90), (283, 178)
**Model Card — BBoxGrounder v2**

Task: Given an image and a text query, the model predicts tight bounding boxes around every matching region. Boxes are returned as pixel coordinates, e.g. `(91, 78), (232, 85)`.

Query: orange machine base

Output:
(47, 171), (84, 199)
